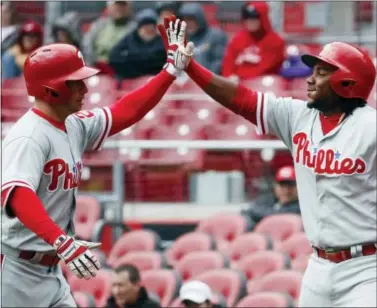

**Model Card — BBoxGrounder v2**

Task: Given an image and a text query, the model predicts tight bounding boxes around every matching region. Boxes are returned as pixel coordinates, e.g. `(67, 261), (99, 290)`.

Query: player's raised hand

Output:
(158, 15), (195, 76)
(54, 234), (100, 280)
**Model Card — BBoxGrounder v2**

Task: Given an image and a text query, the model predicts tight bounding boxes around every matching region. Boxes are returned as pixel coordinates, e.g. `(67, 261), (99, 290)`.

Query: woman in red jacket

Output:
(222, 1), (285, 81)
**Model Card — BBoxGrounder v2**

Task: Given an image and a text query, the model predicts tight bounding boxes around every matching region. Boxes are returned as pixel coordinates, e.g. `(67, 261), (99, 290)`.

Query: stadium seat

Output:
(254, 214), (303, 242)
(248, 270), (303, 302)
(367, 81), (376, 109)
(278, 232), (313, 260)
(242, 75), (289, 97)
(196, 213), (254, 242)
(236, 292), (295, 308)
(107, 230), (161, 267)
(72, 291), (96, 308)
(227, 233), (274, 263)
(291, 254), (311, 272)
(175, 251), (229, 281)
(141, 269), (182, 307)
(68, 270), (112, 307)
(111, 251), (166, 272)
(74, 196), (101, 240)
(237, 251), (290, 282)
(290, 78), (308, 100)
(120, 75), (155, 93)
(166, 232), (216, 267)
(203, 120), (259, 141)
(82, 75), (119, 108)
(194, 269), (247, 307)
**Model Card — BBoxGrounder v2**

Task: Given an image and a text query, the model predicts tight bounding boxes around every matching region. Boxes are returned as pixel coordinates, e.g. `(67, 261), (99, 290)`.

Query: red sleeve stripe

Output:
(93, 107), (112, 151)
(256, 92), (268, 135)
(2, 180), (34, 191)
(261, 93), (268, 134)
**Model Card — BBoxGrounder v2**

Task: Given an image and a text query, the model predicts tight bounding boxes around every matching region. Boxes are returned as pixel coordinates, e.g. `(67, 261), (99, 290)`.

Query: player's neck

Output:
(320, 106), (343, 117)
(34, 101), (68, 122)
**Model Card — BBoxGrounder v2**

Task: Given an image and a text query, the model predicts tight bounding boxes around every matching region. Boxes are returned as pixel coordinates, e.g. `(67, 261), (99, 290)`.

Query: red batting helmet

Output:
(302, 42), (376, 101)
(24, 43), (100, 104)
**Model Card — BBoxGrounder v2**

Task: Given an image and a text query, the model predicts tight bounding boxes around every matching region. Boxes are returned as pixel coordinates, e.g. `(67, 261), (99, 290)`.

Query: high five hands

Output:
(159, 15), (195, 76)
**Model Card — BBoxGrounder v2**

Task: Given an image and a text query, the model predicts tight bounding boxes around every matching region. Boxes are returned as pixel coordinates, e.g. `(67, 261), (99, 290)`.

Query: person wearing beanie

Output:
(155, 1), (180, 24)
(109, 8), (166, 79)
(222, 1), (285, 81)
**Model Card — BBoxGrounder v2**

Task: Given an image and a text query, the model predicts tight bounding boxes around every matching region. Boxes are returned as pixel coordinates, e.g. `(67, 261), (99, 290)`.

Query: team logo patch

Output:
(293, 132), (366, 175)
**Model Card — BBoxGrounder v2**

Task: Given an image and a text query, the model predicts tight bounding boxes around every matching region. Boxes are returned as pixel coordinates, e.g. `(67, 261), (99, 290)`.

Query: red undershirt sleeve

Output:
(7, 187), (65, 246)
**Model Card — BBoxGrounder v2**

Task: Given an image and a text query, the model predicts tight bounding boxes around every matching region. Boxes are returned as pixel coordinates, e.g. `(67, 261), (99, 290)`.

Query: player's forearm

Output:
(9, 187), (65, 246)
(108, 70), (175, 136)
(186, 60), (258, 124)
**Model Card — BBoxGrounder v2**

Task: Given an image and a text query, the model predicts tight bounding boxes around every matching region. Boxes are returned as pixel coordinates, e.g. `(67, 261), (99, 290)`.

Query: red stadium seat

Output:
(69, 270), (112, 307)
(196, 213), (253, 242)
(120, 75), (155, 93)
(236, 292), (295, 308)
(291, 254), (311, 272)
(107, 230), (161, 267)
(248, 270), (303, 302)
(82, 75), (118, 108)
(141, 269), (182, 307)
(166, 232), (216, 267)
(112, 251), (166, 272)
(72, 291), (96, 308)
(175, 251), (229, 281)
(242, 75), (289, 97)
(227, 233), (274, 263)
(367, 81), (376, 109)
(278, 232), (313, 260)
(254, 214), (303, 242)
(290, 78), (308, 100)
(194, 269), (247, 307)
(74, 196), (101, 240)
(237, 251), (290, 282)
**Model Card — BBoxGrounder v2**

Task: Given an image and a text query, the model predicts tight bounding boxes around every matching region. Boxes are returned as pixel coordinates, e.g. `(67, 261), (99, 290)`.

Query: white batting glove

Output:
(54, 235), (100, 280)
(159, 18), (195, 76)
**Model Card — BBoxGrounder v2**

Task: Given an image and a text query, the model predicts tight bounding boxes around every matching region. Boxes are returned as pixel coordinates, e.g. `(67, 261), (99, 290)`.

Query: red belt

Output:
(314, 243), (376, 263)
(18, 251), (60, 267)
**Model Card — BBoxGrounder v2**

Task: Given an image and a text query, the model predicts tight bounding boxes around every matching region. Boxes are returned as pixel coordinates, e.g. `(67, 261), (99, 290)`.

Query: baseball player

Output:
(1, 22), (194, 307)
(159, 17), (377, 307)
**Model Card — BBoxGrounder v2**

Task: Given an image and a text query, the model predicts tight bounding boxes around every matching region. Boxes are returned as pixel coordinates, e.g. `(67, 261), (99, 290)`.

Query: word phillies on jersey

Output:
(293, 132), (366, 175)
(43, 159), (83, 191)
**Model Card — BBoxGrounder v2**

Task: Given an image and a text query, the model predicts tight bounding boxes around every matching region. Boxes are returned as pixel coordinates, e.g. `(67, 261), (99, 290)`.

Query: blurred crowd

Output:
(1, 0), (314, 82)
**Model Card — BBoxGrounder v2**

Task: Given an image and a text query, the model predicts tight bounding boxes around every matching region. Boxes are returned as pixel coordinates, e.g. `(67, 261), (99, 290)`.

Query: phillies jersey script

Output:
(254, 92), (376, 248)
(1, 107), (112, 251)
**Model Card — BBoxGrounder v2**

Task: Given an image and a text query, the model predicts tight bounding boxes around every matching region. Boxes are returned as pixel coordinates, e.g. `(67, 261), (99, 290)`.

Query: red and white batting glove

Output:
(54, 234), (100, 280)
(159, 16), (195, 76)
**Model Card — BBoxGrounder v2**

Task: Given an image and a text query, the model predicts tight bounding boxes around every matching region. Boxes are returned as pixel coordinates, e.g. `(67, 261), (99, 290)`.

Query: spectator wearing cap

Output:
(82, 1), (136, 66)
(155, 1), (180, 24)
(49, 11), (82, 49)
(279, 44), (313, 79)
(107, 264), (160, 308)
(242, 165), (300, 223)
(109, 8), (166, 80)
(178, 3), (227, 74)
(2, 20), (43, 79)
(222, 1), (285, 82)
(179, 281), (224, 308)
(1, 1), (20, 53)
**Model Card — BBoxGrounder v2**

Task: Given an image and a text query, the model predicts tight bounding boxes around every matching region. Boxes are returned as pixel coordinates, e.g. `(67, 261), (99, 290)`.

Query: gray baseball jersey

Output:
(1, 107), (112, 252)
(254, 92), (376, 248)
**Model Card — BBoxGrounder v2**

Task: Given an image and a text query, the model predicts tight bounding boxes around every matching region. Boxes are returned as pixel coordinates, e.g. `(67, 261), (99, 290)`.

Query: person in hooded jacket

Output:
(50, 11), (82, 49)
(178, 3), (227, 75)
(279, 44), (314, 79)
(222, 1), (285, 82)
(1, 20), (43, 80)
(109, 9), (166, 80)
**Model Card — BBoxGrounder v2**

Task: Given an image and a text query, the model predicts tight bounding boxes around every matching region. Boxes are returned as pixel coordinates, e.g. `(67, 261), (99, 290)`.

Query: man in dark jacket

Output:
(107, 264), (160, 308)
(109, 8), (166, 80)
(243, 165), (300, 223)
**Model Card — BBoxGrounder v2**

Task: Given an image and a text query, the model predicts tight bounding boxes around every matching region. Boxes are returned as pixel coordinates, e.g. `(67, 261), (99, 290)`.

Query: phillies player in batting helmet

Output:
(2, 32), (194, 307)
(158, 16), (377, 307)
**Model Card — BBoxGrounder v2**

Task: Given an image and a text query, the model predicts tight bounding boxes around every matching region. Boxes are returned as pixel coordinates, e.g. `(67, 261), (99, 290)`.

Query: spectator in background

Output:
(109, 9), (166, 80)
(155, 1), (180, 24)
(222, 1), (285, 82)
(2, 20), (43, 80)
(178, 3), (227, 74)
(82, 0), (136, 66)
(50, 11), (81, 49)
(107, 264), (160, 308)
(242, 165), (300, 223)
(1, 1), (20, 53)
(280, 45), (313, 79)
(179, 280), (223, 308)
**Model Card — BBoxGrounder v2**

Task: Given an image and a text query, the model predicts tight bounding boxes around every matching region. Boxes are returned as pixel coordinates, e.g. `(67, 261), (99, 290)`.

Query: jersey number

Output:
(75, 111), (95, 119)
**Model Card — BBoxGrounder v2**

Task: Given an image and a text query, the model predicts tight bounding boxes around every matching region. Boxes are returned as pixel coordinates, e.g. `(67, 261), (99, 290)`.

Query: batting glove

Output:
(159, 16), (195, 76)
(54, 234), (100, 280)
